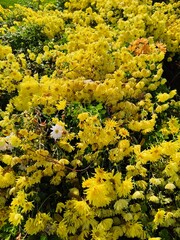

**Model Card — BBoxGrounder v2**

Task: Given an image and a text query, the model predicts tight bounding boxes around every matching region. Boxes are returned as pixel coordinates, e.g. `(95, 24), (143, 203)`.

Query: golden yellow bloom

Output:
(118, 127), (130, 138)
(25, 212), (52, 235)
(21, 201), (34, 213)
(56, 221), (68, 238)
(58, 140), (74, 152)
(0, 170), (15, 188)
(157, 93), (170, 102)
(9, 135), (21, 147)
(125, 222), (145, 238)
(117, 178), (134, 197)
(9, 212), (23, 226)
(154, 209), (166, 226)
(84, 182), (112, 207)
(29, 52), (36, 61)
(56, 99), (67, 111)
(24, 218), (38, 235)
(72, 200), (90, 215)
(2, 155), (12, 165)
(168, 116), (179, 134)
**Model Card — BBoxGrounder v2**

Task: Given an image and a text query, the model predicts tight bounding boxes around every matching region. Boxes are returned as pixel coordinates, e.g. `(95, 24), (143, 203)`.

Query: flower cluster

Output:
(0, 0), (180, 239)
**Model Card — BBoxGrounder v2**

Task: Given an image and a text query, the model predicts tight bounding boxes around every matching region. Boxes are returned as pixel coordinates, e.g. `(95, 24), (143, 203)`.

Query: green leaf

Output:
(40, 234), (48, 240)
(159, 229), (172, 240)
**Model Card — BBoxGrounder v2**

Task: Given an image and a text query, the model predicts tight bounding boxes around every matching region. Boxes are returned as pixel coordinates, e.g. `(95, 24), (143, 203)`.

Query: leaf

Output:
(159, 228), (172, 240)
(40, 234), (48, 240)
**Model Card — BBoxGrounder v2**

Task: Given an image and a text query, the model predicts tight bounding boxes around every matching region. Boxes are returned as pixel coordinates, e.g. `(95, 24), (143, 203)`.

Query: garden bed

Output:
(0, 0), (180, 239)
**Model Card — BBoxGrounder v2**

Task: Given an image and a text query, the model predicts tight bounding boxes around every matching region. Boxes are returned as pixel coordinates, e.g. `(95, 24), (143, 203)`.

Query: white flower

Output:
(50, 124), (63, 141)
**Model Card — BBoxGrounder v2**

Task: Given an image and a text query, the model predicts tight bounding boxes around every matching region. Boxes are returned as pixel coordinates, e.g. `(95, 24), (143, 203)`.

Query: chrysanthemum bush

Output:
(0, 0), (180, 239)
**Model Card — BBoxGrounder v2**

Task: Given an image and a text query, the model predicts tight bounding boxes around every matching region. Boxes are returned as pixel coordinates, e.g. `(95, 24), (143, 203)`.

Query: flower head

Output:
(50, 124), (63, 141)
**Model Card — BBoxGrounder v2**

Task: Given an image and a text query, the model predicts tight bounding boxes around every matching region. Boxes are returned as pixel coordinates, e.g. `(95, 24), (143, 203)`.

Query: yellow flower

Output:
(19, 77), (40, 97)
(2, 155), (12, 165)
(98, 218), (113, 231)
(21, 201), (34, 213)
(136, 180), (147, 190)
(72, 200), (91, 215)
(125, 222), (145, 238)
(84, 182), (112, 207)
(149, 195), (159, 203)
(25, 212), (52, 235)
(56, 221), (68, 239)
(43, 106), (56, 115)
(118, 127), (130, 138)
(155, 103), (169, 113)
(66, 171), (77, 180)
(165, 182), (176, 191)
(29, 52), (36, 61)
(168, 116), (179, 134)
(56, 202), (65, 213)
(24, 218), (37, 235)
(9, 135), (21, 147)
(150, 178), (163, 186)
(68, 188), (80, 199)
(154, 209), (166, 226)
(0, 171), (15, 188)
(78, 112), (90, 122)
(56, 99), (67, 111)
(9, 212), (23, 226)
(169, 89), (176, 98)
(161, 141), (179, 156)
(157, 92), (170, 102)
(114, 199), (129, 211)
(117, 178), (134, 197)
(164, 212), (175, 227)
(58, 140), (74, 152)
(132, 191), (144, 199)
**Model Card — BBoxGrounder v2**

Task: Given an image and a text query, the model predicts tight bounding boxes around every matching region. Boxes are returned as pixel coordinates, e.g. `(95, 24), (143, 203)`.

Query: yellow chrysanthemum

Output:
(84, 182), (112, 207)
(154, 209), (166, 226)
(117, 178), (134, 197)
(9, 212), (23, 226)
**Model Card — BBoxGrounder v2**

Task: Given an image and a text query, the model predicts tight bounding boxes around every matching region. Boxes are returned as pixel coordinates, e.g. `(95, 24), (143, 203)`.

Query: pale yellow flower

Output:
(165, 182), (176, 191)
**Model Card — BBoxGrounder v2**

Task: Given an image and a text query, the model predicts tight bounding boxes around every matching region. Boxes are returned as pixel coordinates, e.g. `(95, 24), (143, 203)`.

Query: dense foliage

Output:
(0, 0), (180, 239)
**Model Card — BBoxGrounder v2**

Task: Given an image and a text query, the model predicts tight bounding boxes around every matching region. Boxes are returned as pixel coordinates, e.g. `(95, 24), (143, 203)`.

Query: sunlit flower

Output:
(50, 124), (63, 141)
(132, 191), (144, 199)
(154, 209), (166, 225)
(149, 195), (159, 203)
(165, 182), (176, 191)
(9, 212), (23, 226)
